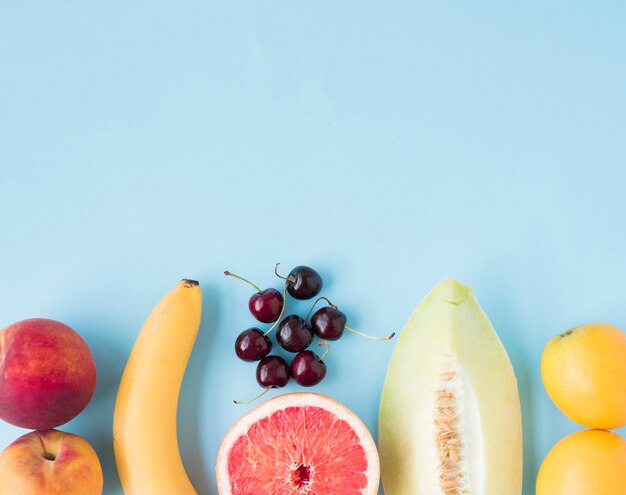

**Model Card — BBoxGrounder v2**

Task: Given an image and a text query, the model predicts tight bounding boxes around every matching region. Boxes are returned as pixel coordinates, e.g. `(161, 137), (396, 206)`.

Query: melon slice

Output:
(216, 392), (379, 495)
(379, 279), (522, 495)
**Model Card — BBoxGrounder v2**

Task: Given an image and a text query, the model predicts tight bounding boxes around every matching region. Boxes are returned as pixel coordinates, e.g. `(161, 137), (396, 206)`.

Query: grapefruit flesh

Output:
(216, 393), (379, 495)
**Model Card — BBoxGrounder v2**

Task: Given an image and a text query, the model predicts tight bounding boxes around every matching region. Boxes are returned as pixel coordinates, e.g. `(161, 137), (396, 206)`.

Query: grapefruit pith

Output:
(216, 393), (379, 495)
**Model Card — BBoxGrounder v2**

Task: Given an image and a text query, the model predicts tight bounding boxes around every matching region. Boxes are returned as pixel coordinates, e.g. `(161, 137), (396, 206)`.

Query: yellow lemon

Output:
(541, 322), (626, 429)
(536, 429), (626, 495)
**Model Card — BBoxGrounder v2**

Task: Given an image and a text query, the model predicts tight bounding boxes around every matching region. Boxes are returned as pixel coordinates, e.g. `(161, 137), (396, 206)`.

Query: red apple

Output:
(0, 318), (97, 429)
(0, 429), (103, 495)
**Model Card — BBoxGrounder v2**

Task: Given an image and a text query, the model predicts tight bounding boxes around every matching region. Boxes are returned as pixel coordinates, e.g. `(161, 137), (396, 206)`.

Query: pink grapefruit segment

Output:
(216, 393), (379, 495)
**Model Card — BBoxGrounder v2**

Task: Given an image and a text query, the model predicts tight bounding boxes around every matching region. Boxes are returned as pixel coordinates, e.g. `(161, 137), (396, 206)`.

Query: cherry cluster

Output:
(226, 263), (394, 404)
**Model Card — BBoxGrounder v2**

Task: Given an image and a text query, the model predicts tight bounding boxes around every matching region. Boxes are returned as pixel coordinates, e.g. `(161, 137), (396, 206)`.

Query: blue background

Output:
(1, 2), (626, 494)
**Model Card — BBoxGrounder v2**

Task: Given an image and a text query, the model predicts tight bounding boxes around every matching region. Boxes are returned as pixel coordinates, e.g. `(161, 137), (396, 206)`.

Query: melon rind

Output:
(216, 392), (380, 495)
(379, 279), (523, 495)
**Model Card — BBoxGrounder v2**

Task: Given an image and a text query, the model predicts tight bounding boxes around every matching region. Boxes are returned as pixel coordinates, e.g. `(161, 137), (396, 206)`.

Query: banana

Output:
(113, 279), (202, 495)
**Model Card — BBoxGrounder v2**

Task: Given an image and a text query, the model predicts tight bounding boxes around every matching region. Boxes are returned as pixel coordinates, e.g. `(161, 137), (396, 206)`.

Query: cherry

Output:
(276, 315), (314, 352)
(275, 263), (323, 300)
(291, 342), (330, 387)
(234, 355), (290, 405)
(256, 355), (290, 388)
(311, 306), (347, 341)
(235, 328), (272, 362)
(307, 297), (396, 341)
(225, 270), (284, 323)
(248, 289), (283, 323)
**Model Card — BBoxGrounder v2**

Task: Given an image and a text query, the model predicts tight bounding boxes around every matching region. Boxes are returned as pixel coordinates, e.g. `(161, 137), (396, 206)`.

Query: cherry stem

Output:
(263, 284), (288, 336)
(345, 326), (396, 341)
(224, 271), (263, 294)
(233, 386), (275, 405)
(274, 262), (296, 283)
(304, 296), (336, 323)
(318, 341), (331, 361)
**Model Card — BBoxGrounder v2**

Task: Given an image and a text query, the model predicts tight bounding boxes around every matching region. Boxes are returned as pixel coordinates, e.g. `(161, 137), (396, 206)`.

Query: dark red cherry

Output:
(276, 315), (314, 352)
(256, 355), (290, 388)
(311, 306), (347, 341)
(248, 288), (284, 323)
(291, 343), (329, 387)
(306, 297), (395, 342)
(275, 264), (323, 300)
(234, 355), (291, 404)
(225, 270), (284, 323)
(235, 328), (272, 361)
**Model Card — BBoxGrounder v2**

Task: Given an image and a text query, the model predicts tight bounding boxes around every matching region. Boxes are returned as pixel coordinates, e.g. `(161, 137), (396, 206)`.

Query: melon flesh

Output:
(379, 279), (522, 495)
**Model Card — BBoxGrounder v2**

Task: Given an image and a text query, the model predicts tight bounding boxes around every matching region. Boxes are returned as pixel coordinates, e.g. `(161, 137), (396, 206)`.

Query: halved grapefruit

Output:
(216, 392), (379, 495)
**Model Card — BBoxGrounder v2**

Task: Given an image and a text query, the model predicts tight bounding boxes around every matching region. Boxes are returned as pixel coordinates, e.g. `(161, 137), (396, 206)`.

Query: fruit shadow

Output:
(64, 315), (128, 494)
(516, 365), (535, 495)
(483, 292), (537, 495)
(178, 283), (220, 494)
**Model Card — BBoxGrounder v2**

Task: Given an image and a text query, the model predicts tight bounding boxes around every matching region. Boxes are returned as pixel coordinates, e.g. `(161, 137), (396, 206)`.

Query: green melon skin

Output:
(378, 279), (522, 495)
